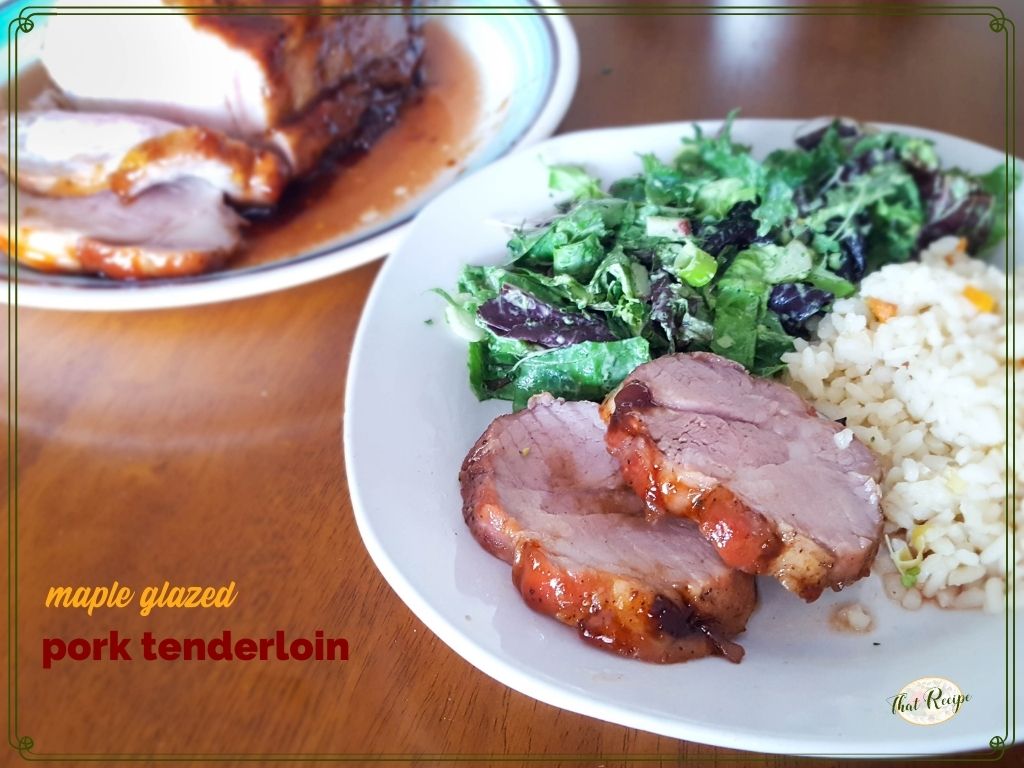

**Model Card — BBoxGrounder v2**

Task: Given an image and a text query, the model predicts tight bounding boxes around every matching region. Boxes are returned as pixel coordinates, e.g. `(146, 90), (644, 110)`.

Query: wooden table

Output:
(4, 4), (1018, 766)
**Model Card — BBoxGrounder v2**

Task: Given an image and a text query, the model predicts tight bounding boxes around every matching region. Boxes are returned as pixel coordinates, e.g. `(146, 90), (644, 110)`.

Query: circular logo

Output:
(891, 677), (970, 726)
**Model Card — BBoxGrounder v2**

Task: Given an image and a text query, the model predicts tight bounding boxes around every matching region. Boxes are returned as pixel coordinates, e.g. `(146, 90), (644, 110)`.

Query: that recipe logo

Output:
(888, 677), (971, 725)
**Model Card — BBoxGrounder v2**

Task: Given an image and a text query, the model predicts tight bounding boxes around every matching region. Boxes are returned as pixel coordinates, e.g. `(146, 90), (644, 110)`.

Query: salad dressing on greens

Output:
(441, 113), (1013, 408)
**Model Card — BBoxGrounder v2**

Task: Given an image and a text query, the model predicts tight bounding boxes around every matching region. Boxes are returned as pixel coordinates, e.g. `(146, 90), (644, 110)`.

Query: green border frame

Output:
(3, 1), (1016, 763)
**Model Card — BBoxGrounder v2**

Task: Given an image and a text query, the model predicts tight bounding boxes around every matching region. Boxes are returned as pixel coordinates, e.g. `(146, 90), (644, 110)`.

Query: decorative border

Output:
(4, 1), (1016, 762)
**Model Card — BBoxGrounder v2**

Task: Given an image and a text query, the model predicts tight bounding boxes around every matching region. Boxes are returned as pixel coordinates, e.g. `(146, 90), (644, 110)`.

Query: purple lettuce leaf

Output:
(478, 285), (616, 348)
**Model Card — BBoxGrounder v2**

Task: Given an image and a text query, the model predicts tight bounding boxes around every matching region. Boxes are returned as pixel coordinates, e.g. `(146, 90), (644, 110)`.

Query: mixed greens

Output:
(440, 113), (1014, 409)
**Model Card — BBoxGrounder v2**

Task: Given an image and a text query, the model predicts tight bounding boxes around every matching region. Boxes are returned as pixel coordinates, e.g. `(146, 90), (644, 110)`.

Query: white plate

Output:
(1, 2), (578, 311)
(345, 119), (1019, 756)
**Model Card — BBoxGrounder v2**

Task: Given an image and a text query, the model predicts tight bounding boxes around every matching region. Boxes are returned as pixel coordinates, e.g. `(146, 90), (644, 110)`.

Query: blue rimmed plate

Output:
(2, 1), (578, 310)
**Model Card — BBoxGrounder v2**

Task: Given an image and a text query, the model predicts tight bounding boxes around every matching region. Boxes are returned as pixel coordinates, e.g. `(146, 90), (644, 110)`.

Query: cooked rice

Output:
(783, 237), (1013, 613)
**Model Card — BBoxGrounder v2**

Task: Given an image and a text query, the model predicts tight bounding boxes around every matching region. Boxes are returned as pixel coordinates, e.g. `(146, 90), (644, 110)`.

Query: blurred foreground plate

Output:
(2, 2), (578, 310)
(345, 119), (1019, 756)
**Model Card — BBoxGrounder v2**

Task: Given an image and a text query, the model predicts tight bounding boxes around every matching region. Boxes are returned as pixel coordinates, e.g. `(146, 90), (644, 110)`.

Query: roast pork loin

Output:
(1, 180), (243, 278)
(5, 0), (424, 278)
(460, 395), (757, 664)
(40, 0), (423, 173)
(602, 352), (883, 601)
(2, 111), (289, 205)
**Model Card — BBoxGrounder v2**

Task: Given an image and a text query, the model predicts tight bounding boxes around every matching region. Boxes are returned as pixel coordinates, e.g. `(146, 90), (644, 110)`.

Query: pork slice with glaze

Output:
(460, 395), (757, 664)
(1, 179), (243, 278)
(2, 111), (289, 206)
(601, 352), (883, 602)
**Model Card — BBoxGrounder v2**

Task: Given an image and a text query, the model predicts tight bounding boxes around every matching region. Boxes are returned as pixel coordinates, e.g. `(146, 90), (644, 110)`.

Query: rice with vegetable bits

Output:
(784, 237), (1014, 613)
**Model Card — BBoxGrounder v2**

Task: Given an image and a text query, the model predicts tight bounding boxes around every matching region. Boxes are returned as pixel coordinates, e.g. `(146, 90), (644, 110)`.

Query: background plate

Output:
(345, 119), (1019, 756)
(2, 1), (578, 310)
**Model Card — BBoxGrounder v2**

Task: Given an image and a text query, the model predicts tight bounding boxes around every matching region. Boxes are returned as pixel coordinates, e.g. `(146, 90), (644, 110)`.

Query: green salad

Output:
(440, 113), (1013, 409)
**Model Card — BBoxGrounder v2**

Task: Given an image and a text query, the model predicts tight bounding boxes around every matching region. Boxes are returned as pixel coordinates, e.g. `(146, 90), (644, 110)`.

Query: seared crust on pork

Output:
(460, 395), (757, 663)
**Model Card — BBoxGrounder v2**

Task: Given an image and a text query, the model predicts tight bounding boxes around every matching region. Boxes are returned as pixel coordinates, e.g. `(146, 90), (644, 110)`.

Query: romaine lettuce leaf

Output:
(709, 251), (766, 369)
(587, 249), (652, 337)
(695, 178), (758, 219)
(752, 311), (796, 376)
(753, 178), (797, 236)
(552, 234), (605, 282)
(508, 338), (651, 409)
(548, 164), (605, 202)
(743, 241), (814, 284)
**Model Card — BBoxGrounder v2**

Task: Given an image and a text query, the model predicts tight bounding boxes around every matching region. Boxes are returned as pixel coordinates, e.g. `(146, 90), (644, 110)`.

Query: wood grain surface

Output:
(3, 3), (1019, 766)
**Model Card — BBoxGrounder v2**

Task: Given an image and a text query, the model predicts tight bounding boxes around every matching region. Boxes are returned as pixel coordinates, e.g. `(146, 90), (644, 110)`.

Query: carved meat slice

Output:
(602, 352), (883, 602)
(110, 126), (288, 205)
(460, 395), (757, 663)
(1, 180), (243, 278)
(2, 111), (289, 205)
(1, 111), (177, 197)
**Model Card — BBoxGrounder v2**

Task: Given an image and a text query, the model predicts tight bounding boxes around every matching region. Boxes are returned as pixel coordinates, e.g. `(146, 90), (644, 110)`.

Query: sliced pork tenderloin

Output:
(460, 395), (757, 663)
(601, 352), (883, 601)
